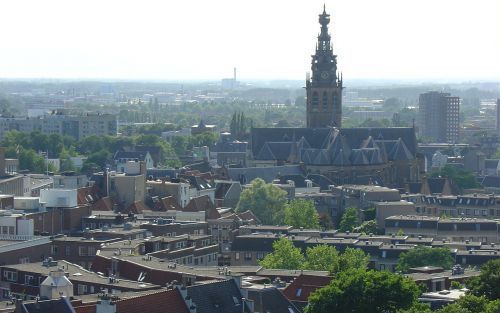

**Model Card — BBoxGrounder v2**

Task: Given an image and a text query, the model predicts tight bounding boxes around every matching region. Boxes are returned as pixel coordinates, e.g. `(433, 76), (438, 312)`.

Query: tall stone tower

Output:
(306, 6), (343, 128)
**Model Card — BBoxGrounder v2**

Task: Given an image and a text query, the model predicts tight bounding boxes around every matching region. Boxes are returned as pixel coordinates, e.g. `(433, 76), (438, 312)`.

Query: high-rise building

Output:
(306, 6), (343, 128)
(0, 113), (117, 141)
(418, 91), (460, 143)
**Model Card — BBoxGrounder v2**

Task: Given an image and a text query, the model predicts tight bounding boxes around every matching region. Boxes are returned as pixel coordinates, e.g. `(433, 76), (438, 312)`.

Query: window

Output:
(24, 275), (34, 285)
(3, 271), (17, 282)
(244, 252), (252, 261)
(65, 246), (71, 256)
(296, 288), (302, 297)
(19, 257), (29, 264)
(77, 284), (88, 295)
(312, 92), (319, 106)
(235, 252), (240, 260)
(256, 252), (264, 260)
(78, 246), (87, 256)
(88, 246), (96, 256)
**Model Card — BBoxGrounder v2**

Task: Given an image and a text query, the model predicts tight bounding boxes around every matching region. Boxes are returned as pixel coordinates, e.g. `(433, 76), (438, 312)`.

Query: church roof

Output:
(388, 138), (414, 161)
(250, 127), (417, 166)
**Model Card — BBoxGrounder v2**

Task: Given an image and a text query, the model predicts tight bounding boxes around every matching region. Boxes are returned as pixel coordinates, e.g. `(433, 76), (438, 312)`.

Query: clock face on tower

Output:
(321, 71), (329, 79)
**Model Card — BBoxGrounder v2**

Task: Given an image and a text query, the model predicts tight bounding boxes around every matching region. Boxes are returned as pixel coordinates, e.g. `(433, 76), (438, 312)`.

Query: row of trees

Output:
(259, 238), (370, 275)
(1, 131), (181, 173)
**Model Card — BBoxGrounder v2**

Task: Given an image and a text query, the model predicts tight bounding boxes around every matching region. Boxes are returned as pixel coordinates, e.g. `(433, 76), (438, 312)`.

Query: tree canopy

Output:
(306, 269), (420, 313)
(396, 246), (454, 273)
(339, 207), (359, 232)
(259, 241), (369, 275)
(258, 237), (305, 270)
(284, 199), (320, 229)
(304, 245), (340, 274)
(467, 259), (500, 300)
(236, 178), (288, 225)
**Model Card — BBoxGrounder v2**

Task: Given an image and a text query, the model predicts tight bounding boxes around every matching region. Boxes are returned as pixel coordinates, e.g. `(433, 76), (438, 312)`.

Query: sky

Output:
(0, 0), (499, 81)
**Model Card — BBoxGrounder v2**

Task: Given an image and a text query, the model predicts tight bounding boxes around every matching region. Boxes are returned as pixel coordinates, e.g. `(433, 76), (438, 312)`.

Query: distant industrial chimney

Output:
(233, 67), (237, 81)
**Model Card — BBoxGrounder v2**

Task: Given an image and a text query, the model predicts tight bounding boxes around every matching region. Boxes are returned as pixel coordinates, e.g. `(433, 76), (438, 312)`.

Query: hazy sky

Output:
(1, 0), (499, 81)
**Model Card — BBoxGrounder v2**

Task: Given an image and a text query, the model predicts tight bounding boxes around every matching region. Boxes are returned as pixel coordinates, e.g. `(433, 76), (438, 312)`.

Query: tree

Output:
(304, 245), (339, 274)
(338, 247), (370, 272)
(284, 199), (320, 229)
(236, 178), (288, 225)
(18, 149), (50, 173)
(306, 269), (420, 313)
(355, 220), (383, 235)
(468, 259), (500, 300)
(396, 246), (454, 273)
(258, 238), (305, 270)
(339, 207), (359, 232)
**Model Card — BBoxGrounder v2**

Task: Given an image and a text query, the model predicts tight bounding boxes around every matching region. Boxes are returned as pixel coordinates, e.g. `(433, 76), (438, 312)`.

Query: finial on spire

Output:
(323, 3), (326, 14)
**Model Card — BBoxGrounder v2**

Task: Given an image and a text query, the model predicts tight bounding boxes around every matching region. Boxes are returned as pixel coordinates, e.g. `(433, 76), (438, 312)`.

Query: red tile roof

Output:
(123, 201), (150, 214)
(155, 196), (181, 211)
(114, 289), (189, 313)
(282, 274), (333, 302)
(91, 196), (114, 211)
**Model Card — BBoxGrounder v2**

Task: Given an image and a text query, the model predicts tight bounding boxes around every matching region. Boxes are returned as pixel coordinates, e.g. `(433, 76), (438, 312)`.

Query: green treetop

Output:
(396, 246), (454, 273)
(236, 178), (288, 225)
(339, 207), (359, 232)
(306, 269), (420, 313)
(284, 199), (320, 229)
(258, 237), (305, 270)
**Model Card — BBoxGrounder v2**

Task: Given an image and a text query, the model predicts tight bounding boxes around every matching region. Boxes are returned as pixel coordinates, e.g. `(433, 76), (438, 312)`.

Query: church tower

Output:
(306, 6), (343, 128)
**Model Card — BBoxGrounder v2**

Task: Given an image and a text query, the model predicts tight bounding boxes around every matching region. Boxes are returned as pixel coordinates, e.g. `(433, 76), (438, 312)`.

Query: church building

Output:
(249, 7), (422, 188)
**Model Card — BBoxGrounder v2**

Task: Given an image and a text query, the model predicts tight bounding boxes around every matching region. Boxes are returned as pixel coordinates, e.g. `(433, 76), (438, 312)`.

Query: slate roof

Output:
(187, 279), (250, 313)
(427, 178), (447, 194)
(248, 287), (301, 313)
(481, 175), (500, 188)
(20, 297), (76, 313)
(227, 165), (305, 184)
(484, 159), (500, 170)
(213, 140), (248, 153)
(251, 127), (416, 166)
(184, 161), (212, 173)
(231, 235), (280, 252)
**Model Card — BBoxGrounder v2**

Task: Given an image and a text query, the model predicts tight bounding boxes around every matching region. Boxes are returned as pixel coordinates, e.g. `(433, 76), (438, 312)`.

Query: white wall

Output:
(40, 189), (78, 208)
(17, 219), (34, 236)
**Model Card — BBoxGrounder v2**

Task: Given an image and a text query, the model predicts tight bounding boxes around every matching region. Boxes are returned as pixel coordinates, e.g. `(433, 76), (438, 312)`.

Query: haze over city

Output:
(1, 0), (499, 81)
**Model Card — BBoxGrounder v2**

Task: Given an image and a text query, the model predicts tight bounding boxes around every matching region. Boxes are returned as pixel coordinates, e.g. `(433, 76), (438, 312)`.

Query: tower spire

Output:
(306, 6), (343, 129)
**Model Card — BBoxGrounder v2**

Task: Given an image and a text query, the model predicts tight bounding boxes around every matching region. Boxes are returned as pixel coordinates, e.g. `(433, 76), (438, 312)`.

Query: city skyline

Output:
(0, 0), (499, 81)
